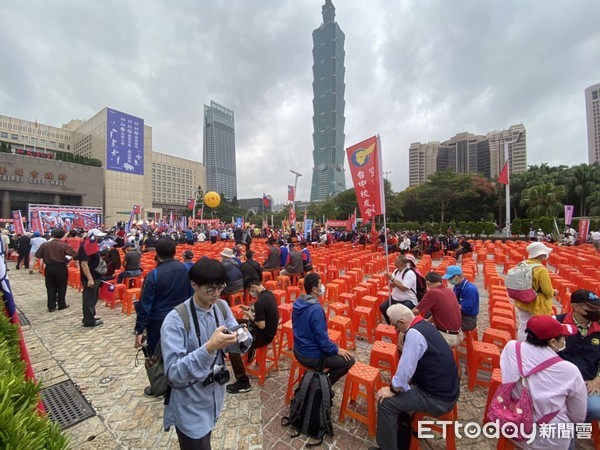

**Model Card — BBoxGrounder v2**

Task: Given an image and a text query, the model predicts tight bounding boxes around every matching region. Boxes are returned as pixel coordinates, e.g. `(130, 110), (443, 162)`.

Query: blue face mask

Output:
(448, 277), (459, 286)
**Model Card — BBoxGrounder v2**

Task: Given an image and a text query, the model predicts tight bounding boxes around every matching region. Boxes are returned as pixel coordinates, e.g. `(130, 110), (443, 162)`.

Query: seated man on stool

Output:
(226, 278), (279, 394)
(117, 242), (142, 285)
(292, 272), (355, 389)
(370, 304), (460, 450)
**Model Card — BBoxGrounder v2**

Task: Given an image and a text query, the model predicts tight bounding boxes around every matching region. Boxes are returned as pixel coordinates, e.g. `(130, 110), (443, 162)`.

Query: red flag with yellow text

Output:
(346, 136), (385, 221)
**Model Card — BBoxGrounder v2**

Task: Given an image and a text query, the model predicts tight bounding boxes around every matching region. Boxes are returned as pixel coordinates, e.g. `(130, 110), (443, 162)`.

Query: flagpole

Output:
(503, 131), (522, 237)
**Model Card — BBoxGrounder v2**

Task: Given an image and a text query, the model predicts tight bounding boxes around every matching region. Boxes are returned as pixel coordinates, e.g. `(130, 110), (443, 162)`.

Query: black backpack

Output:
(402, 268), (427, 302)
(281, 370), (334, 446)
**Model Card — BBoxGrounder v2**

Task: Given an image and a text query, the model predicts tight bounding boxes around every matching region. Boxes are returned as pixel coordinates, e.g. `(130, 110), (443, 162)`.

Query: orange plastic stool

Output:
(285, 358), (310, 404)
(326, 302), (349, 319)
(244, 337), (279, 385)
(226, 291), (245, 307)
(482, 328), (512, 351)
(328, 329), (342, 347)
(277, 275), (291, 291)
(272, 289), (288, 305)
(489, 316), (516, 339)
(262, 271), (274, 283)
(458, 328), (479, 360)
(278, 303), (293, 325)
(410, 405), (458, 450)
(278, 320), (294, 360)
(329, 315), (355, 350)
(286, 285), (301, 302)
(230, 305), (245, 320)
(122, 288), (141, 316)
(352, 306), (375, 343)
(374, 323), (398, 345)
(359, 295), (380, 324)
(468, 341), (501, 391)
(264, 280), (278, 291)
(339, 292), (356, 309)
(352, 286), (369, 305)
(289, 273), (301, 287)
(338, 362), (381, 437)
(483, 368), (502, 423)
(369, 340), (399, 376)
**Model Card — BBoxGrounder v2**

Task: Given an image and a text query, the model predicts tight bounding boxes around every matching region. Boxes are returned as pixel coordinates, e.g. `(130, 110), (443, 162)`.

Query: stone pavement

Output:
(8, 258), (596, 449)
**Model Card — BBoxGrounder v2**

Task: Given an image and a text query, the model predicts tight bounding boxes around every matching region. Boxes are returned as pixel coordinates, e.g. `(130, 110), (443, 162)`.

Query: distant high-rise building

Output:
(585, 83), (600, 164)
(203, 101), (237, 200)
(310, 0), (346, 202)
(408, 124), (527, 186)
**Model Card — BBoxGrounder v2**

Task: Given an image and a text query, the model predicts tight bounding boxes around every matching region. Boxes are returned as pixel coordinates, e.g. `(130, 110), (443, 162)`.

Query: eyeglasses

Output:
(204, 284), (227, 296)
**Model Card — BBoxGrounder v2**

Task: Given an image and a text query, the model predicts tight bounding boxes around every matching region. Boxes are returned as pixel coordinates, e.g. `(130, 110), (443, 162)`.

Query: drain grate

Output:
(40, 380), (96, 429)
(16, 307), (30, 326)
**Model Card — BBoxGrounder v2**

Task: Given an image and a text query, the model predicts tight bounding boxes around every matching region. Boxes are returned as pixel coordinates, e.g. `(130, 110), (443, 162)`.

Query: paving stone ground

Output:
(8, 256), (596, 449)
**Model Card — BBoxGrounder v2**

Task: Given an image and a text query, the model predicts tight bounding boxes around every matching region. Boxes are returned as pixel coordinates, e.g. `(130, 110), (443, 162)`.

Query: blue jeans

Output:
(587, 393), (600, 421)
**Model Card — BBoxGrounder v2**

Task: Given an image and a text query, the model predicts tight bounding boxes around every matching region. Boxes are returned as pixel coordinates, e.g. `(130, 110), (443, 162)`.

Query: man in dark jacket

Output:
(240, 251), (262, 285)
(220, 247), (244, 296)
(280, 243), (303, 276)
(370, 304), (459, 450)
(133, 238), (192, 396)
(15, 233), (31, 270)
(262, 238), (280, 272)
(292, 273), (354, 387)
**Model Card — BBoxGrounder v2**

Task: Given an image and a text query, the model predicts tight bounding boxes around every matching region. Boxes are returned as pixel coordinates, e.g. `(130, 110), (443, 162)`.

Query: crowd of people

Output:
(2, 222), (600, 450)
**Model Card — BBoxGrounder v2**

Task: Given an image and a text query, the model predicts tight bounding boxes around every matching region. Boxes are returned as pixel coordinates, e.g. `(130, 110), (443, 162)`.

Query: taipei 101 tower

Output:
(309, 0), (347, 202)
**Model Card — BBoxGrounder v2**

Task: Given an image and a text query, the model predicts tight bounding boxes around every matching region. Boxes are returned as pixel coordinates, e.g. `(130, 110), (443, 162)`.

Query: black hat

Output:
(571, 289), (600, 307)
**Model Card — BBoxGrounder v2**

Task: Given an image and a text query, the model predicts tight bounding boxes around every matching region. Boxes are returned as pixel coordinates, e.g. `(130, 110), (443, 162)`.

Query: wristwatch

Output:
(390, 384), (402, 395)
(133, 330), (142, 336)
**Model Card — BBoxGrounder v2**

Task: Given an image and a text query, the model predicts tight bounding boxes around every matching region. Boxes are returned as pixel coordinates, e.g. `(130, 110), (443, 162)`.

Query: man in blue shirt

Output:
(161, 258), (244, 450)
(442, 265), (479, 331)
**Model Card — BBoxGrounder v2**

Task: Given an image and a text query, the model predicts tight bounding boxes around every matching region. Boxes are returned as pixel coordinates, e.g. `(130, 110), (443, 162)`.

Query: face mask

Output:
(553, 337), (566, 353)
(582, 309), (600, 322)
(448, 277), (459, 286)
(318, 285), (326, 296)
(249, 289), (258, 299)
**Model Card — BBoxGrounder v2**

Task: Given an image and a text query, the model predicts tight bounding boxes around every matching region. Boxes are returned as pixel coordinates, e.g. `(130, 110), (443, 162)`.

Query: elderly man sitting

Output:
(369, 304), (460, 450)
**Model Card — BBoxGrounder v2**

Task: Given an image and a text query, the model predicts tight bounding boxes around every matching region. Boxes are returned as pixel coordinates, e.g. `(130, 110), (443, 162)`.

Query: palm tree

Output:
(568, 164), (598, 216)
(520, 184), (565, 218)
(587, 190), (600, 216)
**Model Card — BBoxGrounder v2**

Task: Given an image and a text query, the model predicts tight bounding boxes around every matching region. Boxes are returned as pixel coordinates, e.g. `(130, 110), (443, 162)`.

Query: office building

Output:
(310, 0), (347, 202)
(152, 152), (204, 212)
(408, 124), (527, 186)
(203, 101), (237, 200)
(586, 83), (600, 164)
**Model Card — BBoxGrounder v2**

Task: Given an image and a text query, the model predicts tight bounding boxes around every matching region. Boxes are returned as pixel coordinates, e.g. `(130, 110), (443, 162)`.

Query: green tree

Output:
(520, 184), (565, 218)
(567, 164), (599, 217)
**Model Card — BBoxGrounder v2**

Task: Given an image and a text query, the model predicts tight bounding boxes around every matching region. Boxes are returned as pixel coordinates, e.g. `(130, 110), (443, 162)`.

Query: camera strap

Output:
(189, 297), (224, 370)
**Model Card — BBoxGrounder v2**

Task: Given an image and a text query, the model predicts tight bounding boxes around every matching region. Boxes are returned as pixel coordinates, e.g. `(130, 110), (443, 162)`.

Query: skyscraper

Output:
(585, 83), (600, 164)
(203, 101), (237, 200)
(310, 0), (346, 202)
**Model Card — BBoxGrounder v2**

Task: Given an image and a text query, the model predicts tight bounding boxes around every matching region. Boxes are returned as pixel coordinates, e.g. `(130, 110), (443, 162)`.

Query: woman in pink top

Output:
(500, 315), (587, 450)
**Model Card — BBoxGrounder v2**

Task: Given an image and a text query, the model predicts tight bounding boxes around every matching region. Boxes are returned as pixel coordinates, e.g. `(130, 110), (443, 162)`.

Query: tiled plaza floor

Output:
(8, 256), (596, 449)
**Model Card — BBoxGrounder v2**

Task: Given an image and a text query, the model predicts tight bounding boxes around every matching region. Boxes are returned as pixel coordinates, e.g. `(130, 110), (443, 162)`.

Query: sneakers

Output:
(226, 378), (252, 394)
(144, 386), (155, 397)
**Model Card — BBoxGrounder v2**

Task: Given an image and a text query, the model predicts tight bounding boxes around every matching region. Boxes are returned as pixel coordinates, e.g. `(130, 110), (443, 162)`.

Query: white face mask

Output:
(318, 285), (326, 296)
(553, 337), (566, 353)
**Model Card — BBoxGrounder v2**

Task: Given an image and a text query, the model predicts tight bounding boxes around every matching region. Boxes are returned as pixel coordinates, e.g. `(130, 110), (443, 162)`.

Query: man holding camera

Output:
(162, 258), (251, 450)
(226, 278), (279, 394)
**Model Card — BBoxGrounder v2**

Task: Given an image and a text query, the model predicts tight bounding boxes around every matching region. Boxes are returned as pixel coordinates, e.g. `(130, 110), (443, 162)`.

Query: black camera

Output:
(202, 364), (230, 387)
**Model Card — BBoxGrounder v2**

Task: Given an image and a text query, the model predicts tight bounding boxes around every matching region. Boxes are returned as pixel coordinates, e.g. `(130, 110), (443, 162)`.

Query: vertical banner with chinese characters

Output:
(578, 218), (590, 243)
(30, 210), (43, 234)
(11, 211), (24, 235)
(346, 135), (385, 221)
(289, 208), (296, 228)
(106, 108), (144, 175)
(564, 205), (574, 226)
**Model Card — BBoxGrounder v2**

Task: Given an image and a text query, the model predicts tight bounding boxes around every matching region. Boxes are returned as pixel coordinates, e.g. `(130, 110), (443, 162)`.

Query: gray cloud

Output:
(1, 0), (599, 202)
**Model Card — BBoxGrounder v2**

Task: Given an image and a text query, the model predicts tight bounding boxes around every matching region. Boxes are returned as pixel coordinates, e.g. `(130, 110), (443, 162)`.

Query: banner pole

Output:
(381, 214), (392, 311)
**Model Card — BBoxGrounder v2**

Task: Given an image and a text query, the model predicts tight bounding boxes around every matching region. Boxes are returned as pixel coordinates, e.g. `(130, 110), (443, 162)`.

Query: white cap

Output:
(87, 228), (106, 237)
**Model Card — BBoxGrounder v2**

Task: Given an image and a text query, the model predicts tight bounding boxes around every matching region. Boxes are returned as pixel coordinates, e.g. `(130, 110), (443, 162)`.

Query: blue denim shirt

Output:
(453, 279), (480, 317)
(161, 298), (243, 439)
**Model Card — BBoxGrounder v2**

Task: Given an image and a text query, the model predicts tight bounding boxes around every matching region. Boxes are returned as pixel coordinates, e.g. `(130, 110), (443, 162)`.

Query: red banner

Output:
(289, 208), (296, 226)
(132, 204), (141, 215)
(578, 218), (590, 243)
(287, 185), (295, 202)
(326, 220), (349, 228)
(189, 218), (221, 226)
(30, 210), (43, 234)
(11, 211), (24, 235)
(187, 198), (195, 210)
(346, 135), (385, 221)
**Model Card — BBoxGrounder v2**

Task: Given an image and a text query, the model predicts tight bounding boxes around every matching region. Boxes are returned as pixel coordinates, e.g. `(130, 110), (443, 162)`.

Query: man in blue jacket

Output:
(292, 272), (354, 387)
(133, 238), (192, 396)
(442, 265), (479, 332)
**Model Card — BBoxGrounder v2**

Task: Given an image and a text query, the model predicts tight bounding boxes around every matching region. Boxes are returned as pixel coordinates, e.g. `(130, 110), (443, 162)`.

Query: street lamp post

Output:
(504, 132), (523, 237)
(290, 170), (303, 228)
(383, 171), (392, 180)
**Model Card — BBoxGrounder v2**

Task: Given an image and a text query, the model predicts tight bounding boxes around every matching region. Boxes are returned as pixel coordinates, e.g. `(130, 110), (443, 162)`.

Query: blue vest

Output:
(411, 320), (460, 403)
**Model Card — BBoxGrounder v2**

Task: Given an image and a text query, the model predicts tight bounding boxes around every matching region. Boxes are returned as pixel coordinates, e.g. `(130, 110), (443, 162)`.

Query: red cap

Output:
(526, 315), (577, 340)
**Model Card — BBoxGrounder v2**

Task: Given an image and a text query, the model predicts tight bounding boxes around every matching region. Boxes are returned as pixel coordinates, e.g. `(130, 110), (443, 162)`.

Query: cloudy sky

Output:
(2, 0), (599, 203)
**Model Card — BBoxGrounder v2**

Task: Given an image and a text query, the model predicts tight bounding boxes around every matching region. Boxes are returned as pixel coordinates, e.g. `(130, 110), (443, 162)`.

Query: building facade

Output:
(152, 152), (204, 212)
(408, 124), (527, 186)
(586, 83), (600, 164)
(203, 101), (237, 200)
(310, 0), (346, 202)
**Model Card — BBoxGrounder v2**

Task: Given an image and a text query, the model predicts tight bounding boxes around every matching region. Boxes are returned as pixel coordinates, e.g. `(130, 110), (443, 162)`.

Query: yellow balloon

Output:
(204, 191), (221, 208)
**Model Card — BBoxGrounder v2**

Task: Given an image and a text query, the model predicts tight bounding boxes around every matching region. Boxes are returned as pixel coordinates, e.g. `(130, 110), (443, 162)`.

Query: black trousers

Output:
(82, 279), (101, 325)
(44, 263), (68, 310)
(294, 351), (355, 386)
(16, 252), (29, 269)
(176, 428), (211, 450)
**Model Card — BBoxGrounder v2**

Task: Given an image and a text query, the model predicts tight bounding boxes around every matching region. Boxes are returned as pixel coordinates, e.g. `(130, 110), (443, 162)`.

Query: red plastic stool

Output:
(369, 340), (399, 376)
(328, 329), (342, 347)
(264, 280), (278, 291)
(285, 358), (310, 404)
(225, 291), (244, 307)
(122, 288), (141, 316)
(352, 286), (368, 304)
(262, 271), (275, 283)
(359, 295), (380, 324)
(339, 292), (356, 309)
(278, 320), (294, 360)
(468, 341), (501, 391)
(352, 306), (375, 343)
(244, 337), (279, 386)
(489, 316), (516, 340)
(286, 285), (301, 302)
(458, 328), (479, 360)
(338, 362), (381, 437)
(410, 405), (458, 450)
(329, 315), (355, 350)
(278, 303), (293, 325)
(326, 302), (349, 319)
(375, 323), (398, 345)
(230, 305), (245, 320)
(277, 275), (291, 290)
(482, 328), (512, 352)
(272, 289), (288, 305)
